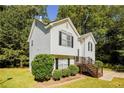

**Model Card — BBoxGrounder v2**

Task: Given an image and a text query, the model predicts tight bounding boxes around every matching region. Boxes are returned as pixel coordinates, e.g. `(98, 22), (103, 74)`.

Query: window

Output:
(31, 40), (33, 46)
(55, 58), (70, 69)
(59, 62), (68, 69)
(59, 31), (73, 48)
(88, 42), (93, 51)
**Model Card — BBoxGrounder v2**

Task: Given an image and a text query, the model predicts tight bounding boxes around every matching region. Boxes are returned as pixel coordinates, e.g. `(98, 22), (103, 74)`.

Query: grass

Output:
(0, 68), (36, 88)
(0, 68), (124, 88)
(57, 76), (124, 88)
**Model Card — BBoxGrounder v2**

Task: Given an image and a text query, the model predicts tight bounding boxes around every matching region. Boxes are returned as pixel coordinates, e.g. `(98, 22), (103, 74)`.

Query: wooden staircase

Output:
(76, 57), (103, 78)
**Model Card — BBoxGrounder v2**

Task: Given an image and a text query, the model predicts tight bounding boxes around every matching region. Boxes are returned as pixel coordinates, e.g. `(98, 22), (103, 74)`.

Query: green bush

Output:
(68, 65), (79, 76)
(112, 65), (124, 72)
(103, 63), (112, 68)
(31, 54), (54, 81)
(62, 68), (70, 77)
(52, 70), (62, 80)
(103, 63), (124, 72)
(103, 63), (115, 69)
(95, 60), (103, 68)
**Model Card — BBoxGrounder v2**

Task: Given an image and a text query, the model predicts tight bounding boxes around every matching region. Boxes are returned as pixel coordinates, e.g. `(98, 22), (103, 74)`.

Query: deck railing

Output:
(76, 57), (103, 78)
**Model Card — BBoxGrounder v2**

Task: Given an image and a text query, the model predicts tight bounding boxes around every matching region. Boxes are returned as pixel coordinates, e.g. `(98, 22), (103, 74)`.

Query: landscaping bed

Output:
(0, 68), (124, 88)
(34, 74), (85, 88)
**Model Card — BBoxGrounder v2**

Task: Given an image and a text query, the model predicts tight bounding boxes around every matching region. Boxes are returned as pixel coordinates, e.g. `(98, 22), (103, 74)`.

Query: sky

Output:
(47, 5), (59, 21)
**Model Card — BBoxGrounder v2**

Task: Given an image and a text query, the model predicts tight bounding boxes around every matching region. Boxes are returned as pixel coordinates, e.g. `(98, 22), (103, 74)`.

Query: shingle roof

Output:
(28, 18), (97, 44)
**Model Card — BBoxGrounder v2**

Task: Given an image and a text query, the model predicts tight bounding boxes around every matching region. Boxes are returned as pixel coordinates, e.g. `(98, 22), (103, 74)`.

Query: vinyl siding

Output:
(84, 36), (95, 62)
(50, 21), (80, 56)
(29, 21), (50, 69)
(29, 20), (96, 70)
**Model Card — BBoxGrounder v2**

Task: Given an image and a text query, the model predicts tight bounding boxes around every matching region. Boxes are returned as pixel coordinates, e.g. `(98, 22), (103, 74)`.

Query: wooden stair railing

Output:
(83, 63), (103, 78)
(76, 57), (103, 78)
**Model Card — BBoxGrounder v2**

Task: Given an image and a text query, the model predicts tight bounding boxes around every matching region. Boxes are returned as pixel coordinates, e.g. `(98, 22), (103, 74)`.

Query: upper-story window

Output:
(31, 40), (33, 46)
(59, 31), (73, 48)
(88, 42), (93, 51)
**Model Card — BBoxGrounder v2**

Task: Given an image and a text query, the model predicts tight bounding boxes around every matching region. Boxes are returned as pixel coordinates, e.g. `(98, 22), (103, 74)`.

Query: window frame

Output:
(88, 42), (93, 51)
(31, 40), (33, 46)
(59, 31), (73, 48)
(57, 58), (70, 69)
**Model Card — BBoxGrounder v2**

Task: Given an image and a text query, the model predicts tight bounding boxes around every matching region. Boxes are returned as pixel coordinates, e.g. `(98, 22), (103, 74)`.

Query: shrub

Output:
(103, 63), (113, 69)
(95, 60), (103, 68)
(31, 54), (54, 81)
(62, 68), (70, 77)
(68, 65), (79, 76)
(112, 64), (124, 72)
(52, 70), (62, 80)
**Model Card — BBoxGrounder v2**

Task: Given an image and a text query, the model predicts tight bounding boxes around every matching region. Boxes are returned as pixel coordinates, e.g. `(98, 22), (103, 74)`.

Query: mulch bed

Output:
(34, 74), (85, 88)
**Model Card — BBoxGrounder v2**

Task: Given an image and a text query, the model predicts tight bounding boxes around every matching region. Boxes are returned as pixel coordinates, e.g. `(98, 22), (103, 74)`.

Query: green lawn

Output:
(0, 68), (124, 88)
(57, 76), (124, 88)
(0, 68), (36, 88)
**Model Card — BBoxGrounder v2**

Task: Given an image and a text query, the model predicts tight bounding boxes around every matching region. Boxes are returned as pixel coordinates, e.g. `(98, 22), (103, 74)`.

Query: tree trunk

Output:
(20, 61), (23, 68)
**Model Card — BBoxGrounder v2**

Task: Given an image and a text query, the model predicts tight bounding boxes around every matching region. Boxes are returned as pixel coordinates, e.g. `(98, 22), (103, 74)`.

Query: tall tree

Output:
(0, 5), (48, 67)
(57, 6), (124, 65)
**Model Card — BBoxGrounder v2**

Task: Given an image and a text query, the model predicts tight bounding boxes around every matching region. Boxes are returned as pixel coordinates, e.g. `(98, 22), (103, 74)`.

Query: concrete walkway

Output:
(99, 69), (124, 81)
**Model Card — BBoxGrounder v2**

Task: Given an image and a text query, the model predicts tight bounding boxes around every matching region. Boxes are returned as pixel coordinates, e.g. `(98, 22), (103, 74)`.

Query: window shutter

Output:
(68, 58), (70, 67)
(59, 32), (62, 45)
(91, 43), (92, 51)
(55, 58), (58, 69)
(88, 42), (90, 51)
(71, 36), (73, 48)
(31, 40), (33, 46)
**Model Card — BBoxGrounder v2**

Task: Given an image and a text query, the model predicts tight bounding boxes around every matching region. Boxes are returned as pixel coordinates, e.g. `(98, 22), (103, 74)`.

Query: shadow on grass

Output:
(34, 78), (51, 82)
(82, 72), (93, 77)
(0, 78), (13, 84)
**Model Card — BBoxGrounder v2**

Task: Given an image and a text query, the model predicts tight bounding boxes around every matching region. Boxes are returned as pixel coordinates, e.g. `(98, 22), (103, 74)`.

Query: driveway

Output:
(99, 69), (124, 81)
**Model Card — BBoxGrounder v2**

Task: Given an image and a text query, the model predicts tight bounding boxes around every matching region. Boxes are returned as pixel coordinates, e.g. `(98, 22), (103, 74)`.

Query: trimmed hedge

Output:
(103, 63), (124, 72)
(31, 54), (54, 81)
(103, 63), (113, 69)
(68, 65), (79, 76)
(95, 60), (103, 68)
(52, 70), (62, 80)
(62, 68), (70, 77)
(112, 65), (124, 72)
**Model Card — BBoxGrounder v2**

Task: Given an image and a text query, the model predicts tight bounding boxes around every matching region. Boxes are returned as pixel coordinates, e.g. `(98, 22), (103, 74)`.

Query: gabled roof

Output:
(27, 20), (36, 42)
(44, 18), (80, 37)
(27, 17), (97, 44)
(27, 18), (48, 42)
(27, 18), (80, 42)
(79, 32), (97, 44)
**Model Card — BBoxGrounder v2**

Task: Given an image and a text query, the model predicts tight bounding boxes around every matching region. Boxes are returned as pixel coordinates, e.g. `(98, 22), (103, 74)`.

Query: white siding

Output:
(70, 58), (75, 65)
(29, 21), (50, 69)
(29, 19), (96, 69)
(83, 36), (95, 62)
(50, 22), (80, 56)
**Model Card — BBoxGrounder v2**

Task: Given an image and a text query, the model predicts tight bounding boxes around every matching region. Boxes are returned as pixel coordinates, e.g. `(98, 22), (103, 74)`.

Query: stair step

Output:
(79, 62), (103, 78)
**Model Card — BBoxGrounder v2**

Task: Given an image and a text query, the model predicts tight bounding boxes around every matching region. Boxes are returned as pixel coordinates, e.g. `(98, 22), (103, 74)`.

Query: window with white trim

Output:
(58, 59), (68, 69)
(88, 42), (93, 51)
(59, 31), (73, 48)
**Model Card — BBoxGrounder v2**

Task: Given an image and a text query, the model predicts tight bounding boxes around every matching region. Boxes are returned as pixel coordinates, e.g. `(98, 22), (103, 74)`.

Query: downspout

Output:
(84, 38), (85, 57)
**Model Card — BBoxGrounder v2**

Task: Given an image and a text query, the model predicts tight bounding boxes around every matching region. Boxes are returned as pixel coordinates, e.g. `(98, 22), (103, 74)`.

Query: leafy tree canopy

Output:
(57, 6), (124, 65)
(0, 5), (48, 67)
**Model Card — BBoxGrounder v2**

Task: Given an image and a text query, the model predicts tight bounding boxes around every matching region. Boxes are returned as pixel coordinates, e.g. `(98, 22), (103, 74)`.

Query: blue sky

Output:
(47, 5), (59, 21)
